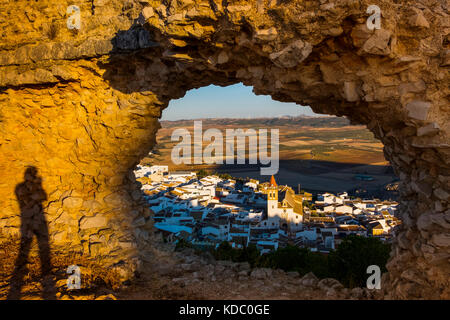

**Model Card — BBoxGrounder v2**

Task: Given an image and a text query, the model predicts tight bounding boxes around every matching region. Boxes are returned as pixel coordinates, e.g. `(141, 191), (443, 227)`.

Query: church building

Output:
(259, 175), (304, 232)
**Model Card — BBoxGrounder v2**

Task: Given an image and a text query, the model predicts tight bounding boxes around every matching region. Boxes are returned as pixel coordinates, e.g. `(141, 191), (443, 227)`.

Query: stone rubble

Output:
(140, 246), (380, 300)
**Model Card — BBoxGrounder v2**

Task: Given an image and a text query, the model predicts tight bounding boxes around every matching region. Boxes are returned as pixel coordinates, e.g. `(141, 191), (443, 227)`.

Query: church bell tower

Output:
(267, 175), (278, 218)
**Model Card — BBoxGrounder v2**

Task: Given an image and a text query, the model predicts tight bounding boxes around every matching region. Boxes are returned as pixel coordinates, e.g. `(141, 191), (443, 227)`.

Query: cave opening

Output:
(132, 83), (401, 295)
(1, 0), (448, 300)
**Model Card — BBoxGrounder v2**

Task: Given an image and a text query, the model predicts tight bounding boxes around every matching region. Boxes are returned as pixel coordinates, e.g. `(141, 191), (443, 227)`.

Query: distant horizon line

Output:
(161, 114), (336, 122)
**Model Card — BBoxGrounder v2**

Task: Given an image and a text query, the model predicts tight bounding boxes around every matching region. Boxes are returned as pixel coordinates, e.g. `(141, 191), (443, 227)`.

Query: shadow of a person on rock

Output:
(7, 166), (56, 300)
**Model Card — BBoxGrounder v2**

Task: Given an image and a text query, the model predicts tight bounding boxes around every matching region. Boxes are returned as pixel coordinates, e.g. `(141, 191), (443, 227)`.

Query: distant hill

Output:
(142, 115), (398, 197)
(160, 116), (352, 129)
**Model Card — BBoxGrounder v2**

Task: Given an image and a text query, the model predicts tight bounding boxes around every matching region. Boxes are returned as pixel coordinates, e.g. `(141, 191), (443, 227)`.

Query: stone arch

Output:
(0, 0), (448, 299)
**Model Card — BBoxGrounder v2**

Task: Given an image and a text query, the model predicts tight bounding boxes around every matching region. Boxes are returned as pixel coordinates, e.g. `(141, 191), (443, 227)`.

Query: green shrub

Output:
(210, 236), (391, 288)
(197, 169), (209, 179)
(328, 235), (391, 288)
(211, 242), (260, 267)
(175, 238), (192, 251)
(256, 245), (329, 278)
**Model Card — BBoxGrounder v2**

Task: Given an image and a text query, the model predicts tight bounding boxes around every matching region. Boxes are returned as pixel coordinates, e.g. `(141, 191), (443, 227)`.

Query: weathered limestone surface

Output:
(0, 0), (449, 298)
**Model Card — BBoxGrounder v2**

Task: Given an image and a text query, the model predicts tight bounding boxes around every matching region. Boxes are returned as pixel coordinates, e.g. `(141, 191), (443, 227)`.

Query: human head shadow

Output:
(7, 166), (56, 300)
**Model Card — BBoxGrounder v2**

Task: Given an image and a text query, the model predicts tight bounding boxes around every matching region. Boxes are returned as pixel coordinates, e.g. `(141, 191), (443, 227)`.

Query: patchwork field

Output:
(141, 116), (398, 197)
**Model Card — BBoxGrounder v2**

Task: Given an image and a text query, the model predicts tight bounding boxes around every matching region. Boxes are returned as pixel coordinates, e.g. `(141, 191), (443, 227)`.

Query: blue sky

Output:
(162, 83), (320, 120)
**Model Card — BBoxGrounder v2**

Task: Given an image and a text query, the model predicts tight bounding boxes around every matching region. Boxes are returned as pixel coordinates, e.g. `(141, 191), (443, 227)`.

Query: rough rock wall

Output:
(0, 0), (448, 298)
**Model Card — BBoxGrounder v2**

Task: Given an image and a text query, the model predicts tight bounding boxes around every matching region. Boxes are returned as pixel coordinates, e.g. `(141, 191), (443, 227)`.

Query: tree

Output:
(210, 237), (391, 289)
(236, 244), (260, 267)
(212, 241), (235, 260)
(328, 235), (391, 288)
(197, 169), (209, 179)
(303, 200), (314, 210)
(255, 245), (329, 277)
(213, 172), (233, 180)
(212, 242), (261, 267)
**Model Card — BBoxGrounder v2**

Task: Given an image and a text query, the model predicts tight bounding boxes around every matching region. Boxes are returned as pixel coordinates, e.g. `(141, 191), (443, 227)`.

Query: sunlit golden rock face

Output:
(0, 0), (448, 298)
